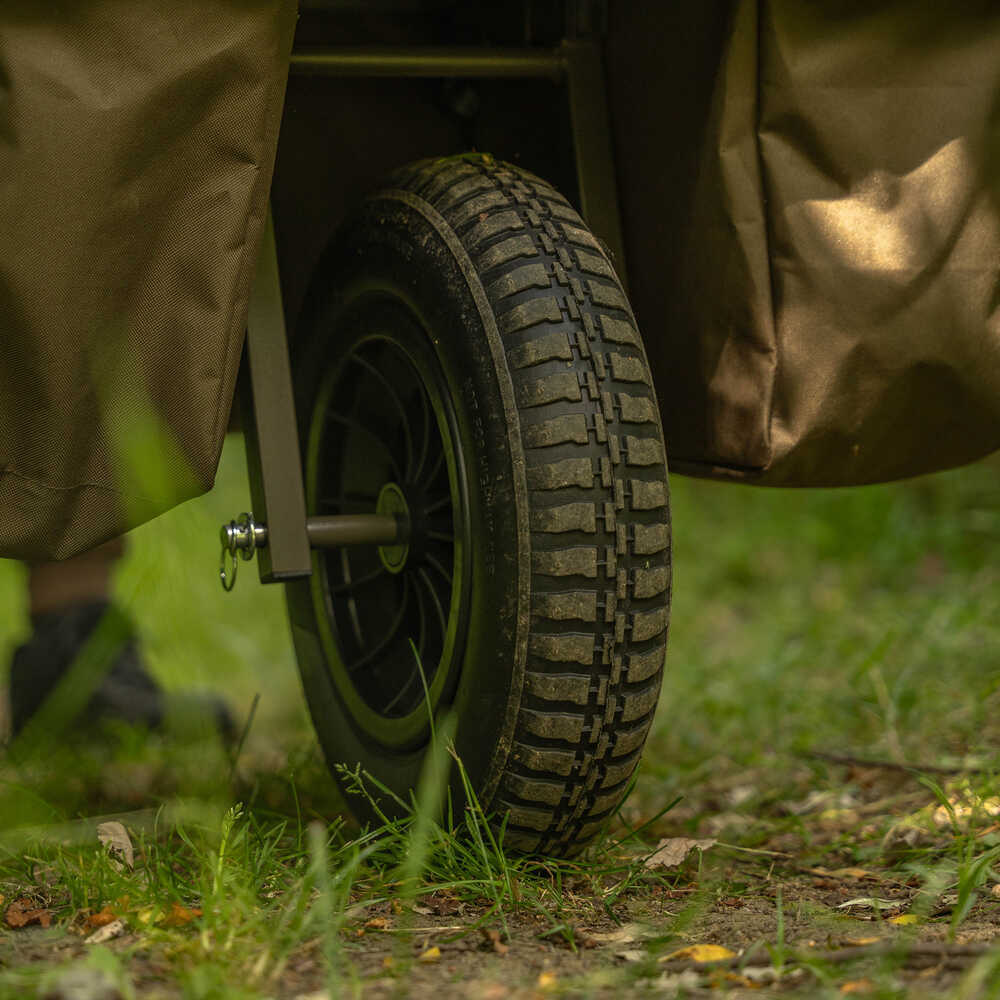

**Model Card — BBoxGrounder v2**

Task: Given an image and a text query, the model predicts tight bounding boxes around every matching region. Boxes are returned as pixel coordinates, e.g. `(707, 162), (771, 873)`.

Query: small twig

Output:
(715, 842), (792, 858)
(804, 751), (991, 776)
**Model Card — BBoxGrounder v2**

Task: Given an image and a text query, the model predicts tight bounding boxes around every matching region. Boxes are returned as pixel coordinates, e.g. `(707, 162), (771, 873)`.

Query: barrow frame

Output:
(235, 38), (628, 584)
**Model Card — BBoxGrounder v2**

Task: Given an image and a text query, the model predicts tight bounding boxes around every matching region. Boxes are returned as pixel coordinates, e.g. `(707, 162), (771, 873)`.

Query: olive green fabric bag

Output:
(608, 0), (1000, 485)
(0, 1), (296, 560)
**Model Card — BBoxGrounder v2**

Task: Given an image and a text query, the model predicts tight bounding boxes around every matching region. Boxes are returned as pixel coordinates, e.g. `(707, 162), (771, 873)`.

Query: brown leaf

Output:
(84, 906), (118, 930)
(481, 927), (509, 955)
(644, 837), (716, 870)
(421, 891), (463, 917)
(161, 901), (202, 927)
(4, 897), (52, 929)
(364, 916), (391, 931)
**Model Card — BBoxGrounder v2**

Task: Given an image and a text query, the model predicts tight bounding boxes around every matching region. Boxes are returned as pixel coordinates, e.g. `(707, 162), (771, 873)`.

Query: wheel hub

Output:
(375, 482), (410, 574)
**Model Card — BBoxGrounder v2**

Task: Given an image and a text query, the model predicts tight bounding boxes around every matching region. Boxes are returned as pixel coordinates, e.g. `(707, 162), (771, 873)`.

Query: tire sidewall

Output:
(286, 194), (524, 821)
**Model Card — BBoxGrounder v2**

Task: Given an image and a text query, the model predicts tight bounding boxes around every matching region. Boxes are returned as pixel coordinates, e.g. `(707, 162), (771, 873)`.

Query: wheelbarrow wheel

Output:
(286, 155), (670, 855)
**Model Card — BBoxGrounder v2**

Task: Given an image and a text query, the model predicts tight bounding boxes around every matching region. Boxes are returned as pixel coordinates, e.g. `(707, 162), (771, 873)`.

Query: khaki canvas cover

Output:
(608, 0), (1000, 485)
(4, 1), (999, 562)
(0, 1), (296, 560)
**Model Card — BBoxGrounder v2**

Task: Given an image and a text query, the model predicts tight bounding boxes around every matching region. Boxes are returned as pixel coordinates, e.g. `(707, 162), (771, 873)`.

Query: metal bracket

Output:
(289, 41), (627, 285)
(241, 211), (312, 583)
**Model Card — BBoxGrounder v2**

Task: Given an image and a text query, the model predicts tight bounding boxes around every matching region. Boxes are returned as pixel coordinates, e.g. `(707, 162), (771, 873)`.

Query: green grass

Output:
(0, 437), (998, 997)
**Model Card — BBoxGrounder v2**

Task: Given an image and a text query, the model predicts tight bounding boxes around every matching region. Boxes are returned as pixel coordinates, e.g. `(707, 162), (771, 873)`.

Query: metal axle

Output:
(219, 512), (409, 590)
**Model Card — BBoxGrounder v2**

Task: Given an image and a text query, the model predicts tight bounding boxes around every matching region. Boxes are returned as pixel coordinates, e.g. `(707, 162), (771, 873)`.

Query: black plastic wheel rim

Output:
(304, 297), (471, 750)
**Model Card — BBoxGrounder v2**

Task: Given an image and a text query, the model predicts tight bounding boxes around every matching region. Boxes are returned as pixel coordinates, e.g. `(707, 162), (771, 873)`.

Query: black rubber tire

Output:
(286, 154), (671, 856)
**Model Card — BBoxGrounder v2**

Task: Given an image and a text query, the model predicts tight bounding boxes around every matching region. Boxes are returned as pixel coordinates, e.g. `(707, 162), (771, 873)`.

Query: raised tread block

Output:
(508, 331), (573, 369)
(434, 173), (496, 212)
(587, 280), (629, 312)
(528, 635), (594, 668)
(533, 590), (598, 622)
(517, 372), (581, 408)
(610, 722), (650, 758)
(599, 315), (639, 346)
(574, 249), (615, 279)
(466, 210), (524, 249)
(558, 222), (602, 251)
(522, 413), (589, 448)
(488, 262), (551, 301)
(608, 353), (649, 384)
(504, 773), (566, 807)
(512, 742), (577, 776)
(531, 502), (597, 534)
(548, 200), (583, 223)
(630, 480), (668, 510)
(450, 190), (512, 228)
(633, 523), (670, 555)
(590, 786), (627, 815)
(532, 547), (598, 578)
(627, 643), (666, 683)
(525, 669), (593, 701)
(501, 829), (542, 852)
(478, 235), (538, 273)
(527, 457), (593, 490)
(499, 298), (563, 336)
(502, 801), (557, 832)
(519, 708), (585, 742)
(620, 680), (662, 723)
(633, 565), (670, 599)
(599, 753), (641, 789)
(618, 394), (658, 424)
(631, 606), (669, 642)
(625, 436), (664, 466)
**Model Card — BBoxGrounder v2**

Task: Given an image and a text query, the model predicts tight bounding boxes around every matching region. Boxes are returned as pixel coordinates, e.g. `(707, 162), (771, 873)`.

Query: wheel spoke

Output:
(325, 413), (402, 480)
(381, 661), (420, 715)
(410, 375), (433, 484)
(425, 529), (454, 543)
(424, 550), (453, 587)
(420, 445), (446, 489)
(350, 355), (414, 475)
(347, 576), (410, 673)
(422, 493), (452, 516)
(331, 565), (387, 597)
(417, 567), (448, 640)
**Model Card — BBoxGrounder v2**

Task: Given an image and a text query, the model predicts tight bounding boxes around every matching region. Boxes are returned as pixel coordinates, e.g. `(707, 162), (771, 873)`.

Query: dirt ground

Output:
(10, 758), (1000, 999)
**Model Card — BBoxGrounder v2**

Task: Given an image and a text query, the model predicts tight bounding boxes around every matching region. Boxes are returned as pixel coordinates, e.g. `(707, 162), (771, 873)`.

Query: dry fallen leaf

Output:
(832, 867), (876, 881)
(364, 916), (391, 931)
(841, 979), (875, 994)
(588, 923), (655, 946)
(991, 884), (1000, 899)
(836, 898), (900, 912)
(536, 971), (558, 991)
(842, 936), (882, 946)
(661, 944), (736, 963)
(418, 946), (441, 964)
(4, 897), (52, 929)
(644, 837), (716, 870)
(97, 821), (135, 870)
(161, 902), (202, 927)
(615, 949), (646, 963)
(84, 918), (125, 945)
(83, 906), (118, 930)
(889, 914), (919, 926)
(481, 928), (508, 955)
